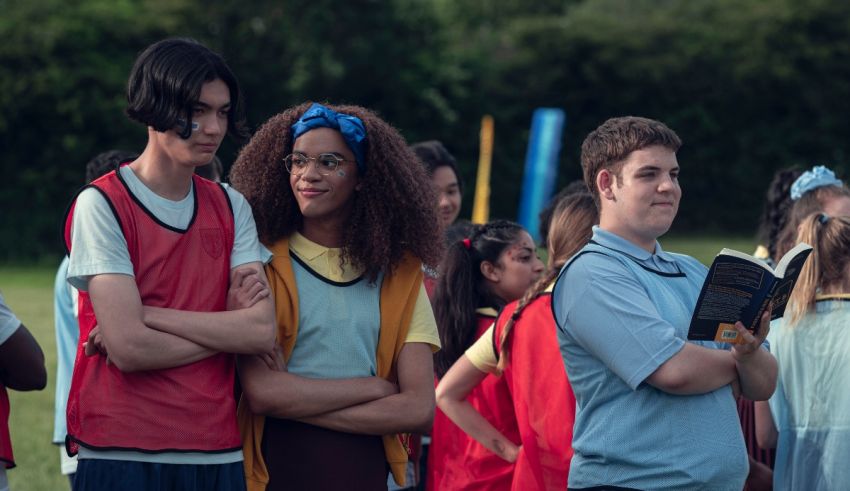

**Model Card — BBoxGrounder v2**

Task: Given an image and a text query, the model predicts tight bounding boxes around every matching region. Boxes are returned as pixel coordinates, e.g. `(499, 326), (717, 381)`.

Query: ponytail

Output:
(433, 239), (483, 378)
(433, 220), (525, 378)
(787, 213), (850, 326)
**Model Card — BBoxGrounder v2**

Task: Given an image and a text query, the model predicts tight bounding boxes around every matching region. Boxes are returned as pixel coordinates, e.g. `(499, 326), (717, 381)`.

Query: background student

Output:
(412, 140), (463, 231)
(436, 192), (597, 490)
(406, 139), (463, 491)
(427, 220), (543, 491)
(775, 165), (850, 260)
(755, 213), (850, 490)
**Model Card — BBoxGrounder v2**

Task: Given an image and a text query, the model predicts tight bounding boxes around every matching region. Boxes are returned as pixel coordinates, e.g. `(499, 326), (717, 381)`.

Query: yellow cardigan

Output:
(238, 237), (422, 490)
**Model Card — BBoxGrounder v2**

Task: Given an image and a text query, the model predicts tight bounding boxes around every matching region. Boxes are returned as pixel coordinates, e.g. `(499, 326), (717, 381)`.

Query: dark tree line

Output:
(3, 0), (850, 260)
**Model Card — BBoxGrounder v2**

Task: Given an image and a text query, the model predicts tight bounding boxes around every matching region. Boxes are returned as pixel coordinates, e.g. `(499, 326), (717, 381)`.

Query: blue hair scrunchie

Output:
(790, 165), (844, 200)
(291, 103), (368, 175)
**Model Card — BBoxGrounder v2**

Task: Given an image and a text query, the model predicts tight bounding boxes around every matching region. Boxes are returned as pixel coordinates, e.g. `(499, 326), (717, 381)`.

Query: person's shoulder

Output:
(72, 185), (113, 215)
(220, 183), (245, 201)
(562, 245), (633, 281)
(667, 252), (708, 273)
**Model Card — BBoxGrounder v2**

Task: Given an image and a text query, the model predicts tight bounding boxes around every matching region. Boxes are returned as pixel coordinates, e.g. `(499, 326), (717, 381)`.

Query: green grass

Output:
(0, 235), (757, 489)
(0, 265), (66, 491)
(663, 234), (757, 266)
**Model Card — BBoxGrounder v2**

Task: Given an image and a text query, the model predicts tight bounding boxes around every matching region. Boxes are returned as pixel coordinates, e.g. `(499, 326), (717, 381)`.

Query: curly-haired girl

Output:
(427, 220), (543, 491)
(436, 192), (597, 490)
(230, 102), (443, 491)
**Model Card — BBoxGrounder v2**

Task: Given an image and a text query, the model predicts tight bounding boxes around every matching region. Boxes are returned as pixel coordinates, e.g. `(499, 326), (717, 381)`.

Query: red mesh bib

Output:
(428, 313), (518, 491)
(63, 170), (239, 455)
(0, 386), (14, 468)
(494, 294), (574, 490)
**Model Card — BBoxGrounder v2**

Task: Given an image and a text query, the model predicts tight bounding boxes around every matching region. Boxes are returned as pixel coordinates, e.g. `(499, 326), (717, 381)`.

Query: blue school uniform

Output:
(552, 227), (748, 491)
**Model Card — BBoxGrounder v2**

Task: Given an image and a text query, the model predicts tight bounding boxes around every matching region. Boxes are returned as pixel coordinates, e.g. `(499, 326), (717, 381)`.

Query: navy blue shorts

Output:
(73, 459), (246, 491)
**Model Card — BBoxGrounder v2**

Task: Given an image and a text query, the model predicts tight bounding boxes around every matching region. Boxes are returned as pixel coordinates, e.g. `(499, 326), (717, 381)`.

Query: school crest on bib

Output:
(201, 228), (225, 258)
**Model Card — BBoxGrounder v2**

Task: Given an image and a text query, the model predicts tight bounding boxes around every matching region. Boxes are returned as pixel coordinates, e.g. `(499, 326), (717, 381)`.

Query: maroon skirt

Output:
(262, 417), (388, 491)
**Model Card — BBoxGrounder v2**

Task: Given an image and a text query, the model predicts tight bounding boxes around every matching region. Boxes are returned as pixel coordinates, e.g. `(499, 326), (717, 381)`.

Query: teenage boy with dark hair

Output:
(553, 116), (777, 490)
(64, 38), (274, 490)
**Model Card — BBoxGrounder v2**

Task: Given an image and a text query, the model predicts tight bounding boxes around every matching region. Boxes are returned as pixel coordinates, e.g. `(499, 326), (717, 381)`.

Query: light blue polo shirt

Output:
(553, 227), (747, 490)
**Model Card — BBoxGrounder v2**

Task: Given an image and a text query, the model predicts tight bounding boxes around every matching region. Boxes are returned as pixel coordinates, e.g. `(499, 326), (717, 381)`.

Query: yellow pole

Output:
(472, 115), (494, 224)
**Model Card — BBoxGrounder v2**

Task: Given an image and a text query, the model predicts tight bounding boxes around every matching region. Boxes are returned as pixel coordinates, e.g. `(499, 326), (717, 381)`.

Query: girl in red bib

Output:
(427, 220), (543, 491)
(436, 192), (597, 490)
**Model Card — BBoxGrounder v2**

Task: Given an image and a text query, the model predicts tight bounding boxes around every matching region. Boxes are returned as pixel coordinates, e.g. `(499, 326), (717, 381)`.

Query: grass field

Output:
(0, 265), (65, 491)
(0, 234), (756, 490)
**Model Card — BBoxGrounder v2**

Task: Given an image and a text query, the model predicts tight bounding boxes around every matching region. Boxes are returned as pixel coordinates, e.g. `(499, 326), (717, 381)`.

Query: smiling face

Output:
(151, 78), (231, 169)
(483, 231), (545, 303)
(289, 127), (361, 237)
(432, 165), (462, 227)
(597, 145), (681, 251)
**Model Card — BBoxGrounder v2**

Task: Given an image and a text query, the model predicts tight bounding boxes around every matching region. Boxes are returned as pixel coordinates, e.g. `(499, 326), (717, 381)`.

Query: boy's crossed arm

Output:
(87, 263), (275, 372)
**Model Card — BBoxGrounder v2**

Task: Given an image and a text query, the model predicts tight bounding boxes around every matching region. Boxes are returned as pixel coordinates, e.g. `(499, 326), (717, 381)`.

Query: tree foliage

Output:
(3, 0), (850, 260)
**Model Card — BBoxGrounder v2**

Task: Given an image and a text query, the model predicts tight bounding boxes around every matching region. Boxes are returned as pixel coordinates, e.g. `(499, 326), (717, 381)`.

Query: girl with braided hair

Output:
(427, 220), (543, 491)
(230, 102), (443, 491)
(755, 213), (850, 490)
(436, 193), (597, 490)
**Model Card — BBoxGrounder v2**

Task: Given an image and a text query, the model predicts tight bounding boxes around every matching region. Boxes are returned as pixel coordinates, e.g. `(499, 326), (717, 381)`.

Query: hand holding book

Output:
(688, 243), (812, 344)
(730, 307), (771, 357)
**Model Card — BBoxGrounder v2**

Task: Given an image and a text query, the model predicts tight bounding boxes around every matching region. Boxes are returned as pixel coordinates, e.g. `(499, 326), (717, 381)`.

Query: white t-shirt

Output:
(68, 165), (271, 290)
(66, 165), (270, 464)
(0, 292), (20, 346)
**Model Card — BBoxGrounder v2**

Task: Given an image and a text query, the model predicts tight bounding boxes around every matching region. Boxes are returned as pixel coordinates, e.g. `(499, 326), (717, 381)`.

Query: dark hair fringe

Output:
(410, 140), (463, 192)
(126, 38), (249, 143)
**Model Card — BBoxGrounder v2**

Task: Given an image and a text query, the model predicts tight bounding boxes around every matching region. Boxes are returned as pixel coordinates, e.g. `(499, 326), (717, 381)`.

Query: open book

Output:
(687, 242), (812, 344)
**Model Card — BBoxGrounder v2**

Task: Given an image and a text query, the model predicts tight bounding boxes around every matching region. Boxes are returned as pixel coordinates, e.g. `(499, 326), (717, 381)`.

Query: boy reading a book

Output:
(552, 116), (777, 490)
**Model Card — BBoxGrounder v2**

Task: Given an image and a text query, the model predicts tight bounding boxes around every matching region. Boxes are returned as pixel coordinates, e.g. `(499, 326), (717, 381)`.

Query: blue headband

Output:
(291, 103), (368, 175)
(790, 165), (844, 200)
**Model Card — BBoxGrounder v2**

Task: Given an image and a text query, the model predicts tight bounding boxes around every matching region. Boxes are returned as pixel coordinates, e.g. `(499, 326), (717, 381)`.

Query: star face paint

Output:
(337, 170), (347, 177)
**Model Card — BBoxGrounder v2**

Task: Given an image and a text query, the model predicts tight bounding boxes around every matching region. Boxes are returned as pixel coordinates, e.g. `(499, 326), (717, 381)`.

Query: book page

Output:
(717, 248), (773, 273)
(774, 242), (813, 278)
(688, 252), (776, 343)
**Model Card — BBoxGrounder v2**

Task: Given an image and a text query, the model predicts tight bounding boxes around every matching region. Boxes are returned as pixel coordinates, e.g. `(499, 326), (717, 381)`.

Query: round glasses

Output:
(283, 153), (354, 176)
